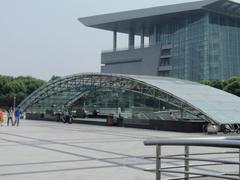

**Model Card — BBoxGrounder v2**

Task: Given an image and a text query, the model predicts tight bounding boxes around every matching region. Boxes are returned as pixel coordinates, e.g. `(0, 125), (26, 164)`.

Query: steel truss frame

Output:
(19, 73), (216, 124)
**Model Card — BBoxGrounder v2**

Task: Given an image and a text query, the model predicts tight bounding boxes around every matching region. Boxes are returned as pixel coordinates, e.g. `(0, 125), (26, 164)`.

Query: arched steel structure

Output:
(19, 73), (240, 125)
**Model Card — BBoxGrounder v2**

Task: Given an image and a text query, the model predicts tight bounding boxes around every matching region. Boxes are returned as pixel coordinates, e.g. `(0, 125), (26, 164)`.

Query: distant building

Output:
(79, 0), (240, 81)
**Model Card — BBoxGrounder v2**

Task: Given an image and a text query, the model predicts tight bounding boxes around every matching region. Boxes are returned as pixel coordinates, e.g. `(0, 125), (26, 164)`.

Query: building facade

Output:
(79, 0), (240, 81)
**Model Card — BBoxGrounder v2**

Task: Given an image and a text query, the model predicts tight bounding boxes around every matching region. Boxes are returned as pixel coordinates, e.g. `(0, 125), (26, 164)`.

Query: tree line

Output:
(200, 76), (240, 97)
(0, 75), (46, 108)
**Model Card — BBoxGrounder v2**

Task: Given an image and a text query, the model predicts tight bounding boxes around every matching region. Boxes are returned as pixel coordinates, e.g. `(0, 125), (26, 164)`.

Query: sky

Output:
(0, 0), (202, 80)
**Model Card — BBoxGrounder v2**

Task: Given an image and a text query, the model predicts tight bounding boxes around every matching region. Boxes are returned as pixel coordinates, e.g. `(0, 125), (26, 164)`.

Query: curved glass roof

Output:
(19, 73), (240, 124)
(129, 75), (240, 124)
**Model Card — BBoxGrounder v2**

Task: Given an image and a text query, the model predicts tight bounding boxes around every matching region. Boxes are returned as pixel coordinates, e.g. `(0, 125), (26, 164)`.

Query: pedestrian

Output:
(0, 107), (4, 126)
(14, 107), (21, 126)
(167, 112), (176, 121)
(63, 109), (72, 124)
(7, 107), (14, 126)
(55, 112), (61, 122)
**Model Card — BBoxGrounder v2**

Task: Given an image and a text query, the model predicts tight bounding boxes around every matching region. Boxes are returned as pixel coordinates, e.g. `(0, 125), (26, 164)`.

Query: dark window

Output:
(161, 49), (171, 56)
(158, 71), (170, 77)
(160, 58), (170, 66)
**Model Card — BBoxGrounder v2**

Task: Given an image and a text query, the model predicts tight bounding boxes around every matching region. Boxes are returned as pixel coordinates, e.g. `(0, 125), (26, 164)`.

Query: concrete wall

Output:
(101, 46), (161, 76)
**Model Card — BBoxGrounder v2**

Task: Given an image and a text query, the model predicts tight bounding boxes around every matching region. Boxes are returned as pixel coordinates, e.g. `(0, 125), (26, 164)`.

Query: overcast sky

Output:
(0, 0), (201, 80)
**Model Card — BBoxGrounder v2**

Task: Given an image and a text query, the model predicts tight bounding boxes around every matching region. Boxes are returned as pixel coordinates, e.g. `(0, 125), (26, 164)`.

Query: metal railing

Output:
(144, 136), (240, 180)
(102, 43), (163, 54)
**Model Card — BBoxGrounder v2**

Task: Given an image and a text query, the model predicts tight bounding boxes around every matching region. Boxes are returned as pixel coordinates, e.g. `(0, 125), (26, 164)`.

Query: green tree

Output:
(200, 76), (240, 97)
(200, 80), (211, 86)
(49, 75), (61, 82)
(224, 80), (240, 97)
(0, 75), (45, 107)
(210, 80), (225, 90)
(225, 76), (240, 84)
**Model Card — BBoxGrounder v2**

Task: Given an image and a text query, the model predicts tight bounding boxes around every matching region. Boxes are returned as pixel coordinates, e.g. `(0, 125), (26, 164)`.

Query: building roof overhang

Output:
(78, 0), (240, 35)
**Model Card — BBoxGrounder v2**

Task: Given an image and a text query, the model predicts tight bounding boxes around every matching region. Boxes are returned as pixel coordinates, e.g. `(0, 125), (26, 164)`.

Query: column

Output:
(203, 13), (210, 80)
(141, 28), (145, 48)
(153, 25), (157, 45)
(113, 30), (117, 51)
(184, 18), (189, 79)
(149, 25), (157, 46)
(128, 32), (135, 49)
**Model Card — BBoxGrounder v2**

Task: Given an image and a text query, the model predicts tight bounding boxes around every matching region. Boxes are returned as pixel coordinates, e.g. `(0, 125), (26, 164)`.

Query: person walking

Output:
(7, 107), (14, 126)
(63, 109), (72, 124)
(0, 107), (4, 126)
(167, 112), (176, 121)
(14, 107), (21, 126)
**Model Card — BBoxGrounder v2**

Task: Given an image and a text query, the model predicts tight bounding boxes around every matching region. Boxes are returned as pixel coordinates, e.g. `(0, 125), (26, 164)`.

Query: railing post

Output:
(156, 145), (161, 180)
(239, 148), (240, 177)
(185, 145), (189, 180)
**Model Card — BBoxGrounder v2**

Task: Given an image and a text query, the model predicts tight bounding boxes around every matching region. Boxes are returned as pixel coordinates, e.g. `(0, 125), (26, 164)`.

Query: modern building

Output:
(19, 73), (240, 132)
(79, 0), (240, 81)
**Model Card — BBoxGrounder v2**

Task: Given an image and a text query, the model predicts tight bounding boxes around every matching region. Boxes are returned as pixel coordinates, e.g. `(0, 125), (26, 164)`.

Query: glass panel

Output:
(131, 74), (240, 124)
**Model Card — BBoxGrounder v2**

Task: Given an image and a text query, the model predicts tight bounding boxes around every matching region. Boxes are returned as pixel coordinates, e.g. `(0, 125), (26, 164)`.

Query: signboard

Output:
(75, 84), (97, 92)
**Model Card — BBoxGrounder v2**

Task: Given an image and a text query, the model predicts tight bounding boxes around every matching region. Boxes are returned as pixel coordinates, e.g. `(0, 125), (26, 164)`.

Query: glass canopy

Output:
(19, 73), (240, 125)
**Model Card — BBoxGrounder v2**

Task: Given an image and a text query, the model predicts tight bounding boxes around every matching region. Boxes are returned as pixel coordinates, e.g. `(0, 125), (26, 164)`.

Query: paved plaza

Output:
(0, 120), (238, 180)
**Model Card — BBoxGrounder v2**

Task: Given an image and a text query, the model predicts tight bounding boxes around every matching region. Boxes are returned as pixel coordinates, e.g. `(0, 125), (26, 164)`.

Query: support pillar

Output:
(113, 30), (117, 51)
(180, 104), (184, 121)
(203, 13), (210, 80)
(184, 146), (190, 180)
(153, 25), (157, 45)
(141, 28), (145, 48)
(149, 25), (157, 46)
(156, 145), (161, 180)
(238, 149), (240, 177)
(128, 32), (135, 49)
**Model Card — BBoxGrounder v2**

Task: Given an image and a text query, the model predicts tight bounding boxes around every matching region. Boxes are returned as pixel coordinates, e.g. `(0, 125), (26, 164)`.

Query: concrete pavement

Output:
(0, 119), (238, 180)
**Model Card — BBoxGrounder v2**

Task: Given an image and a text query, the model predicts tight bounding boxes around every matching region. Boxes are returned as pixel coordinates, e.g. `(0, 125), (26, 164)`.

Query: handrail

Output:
(144, 136), (240, 180)
(144, 137), (240, 148)
(144, 150), (239, 159)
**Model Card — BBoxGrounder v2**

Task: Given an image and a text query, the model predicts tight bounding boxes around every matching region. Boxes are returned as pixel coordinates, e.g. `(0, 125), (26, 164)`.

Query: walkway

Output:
(0, 120), (237, 180)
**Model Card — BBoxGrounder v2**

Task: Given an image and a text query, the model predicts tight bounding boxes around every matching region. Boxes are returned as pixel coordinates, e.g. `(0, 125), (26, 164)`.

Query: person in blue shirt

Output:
(14, 107), (21, 126)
